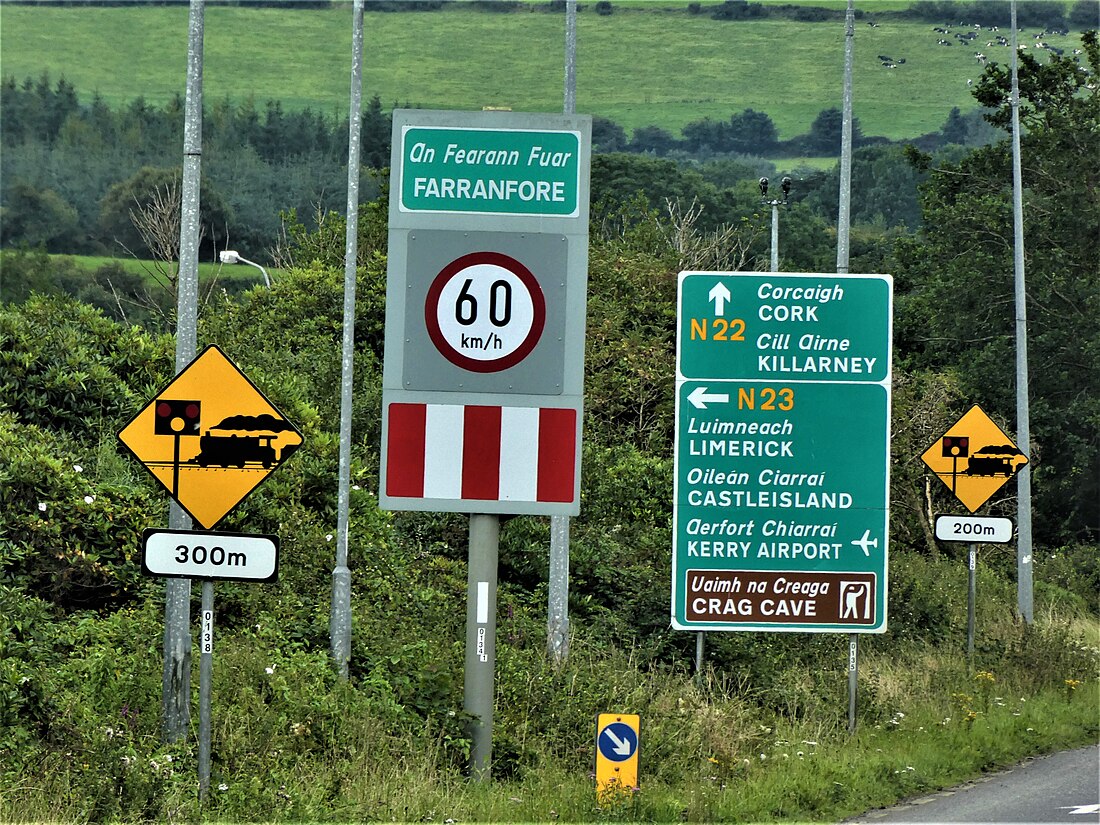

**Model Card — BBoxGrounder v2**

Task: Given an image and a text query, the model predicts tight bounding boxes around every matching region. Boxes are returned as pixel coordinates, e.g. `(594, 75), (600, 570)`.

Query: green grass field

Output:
(0, 2), (1088, 140)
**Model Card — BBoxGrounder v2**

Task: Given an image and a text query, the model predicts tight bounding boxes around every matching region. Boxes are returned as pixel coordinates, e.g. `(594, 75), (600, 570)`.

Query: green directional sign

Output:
(398, 125), (581, 217)
(678, 273), (891, 383)
(672, 272), (893, 633)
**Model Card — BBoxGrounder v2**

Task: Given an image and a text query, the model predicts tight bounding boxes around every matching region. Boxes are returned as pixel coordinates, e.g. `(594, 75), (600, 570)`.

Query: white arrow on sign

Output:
(708, 282), (731, 317)
(688, 386), (730, 409)
(603, 727), (633, 756)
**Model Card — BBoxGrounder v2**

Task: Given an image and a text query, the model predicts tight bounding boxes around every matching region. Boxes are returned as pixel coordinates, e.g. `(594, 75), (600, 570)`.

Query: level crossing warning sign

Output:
(921, 404), (1028, 512)
(118, 345), (303, 529)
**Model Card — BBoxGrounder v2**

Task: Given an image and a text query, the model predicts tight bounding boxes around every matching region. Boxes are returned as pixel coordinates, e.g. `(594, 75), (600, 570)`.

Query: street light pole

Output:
(759, 176), (791, 271)
(219, 250), (270, 287)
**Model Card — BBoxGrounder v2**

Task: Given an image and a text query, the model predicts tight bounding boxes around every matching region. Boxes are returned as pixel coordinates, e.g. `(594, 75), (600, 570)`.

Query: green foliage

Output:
(894, 33), (1100, 543)
(0, 292), (173, 434)
(0, 181), (80, 252)
(1, 68), (1098, 817)
(97, 165), (232, 259)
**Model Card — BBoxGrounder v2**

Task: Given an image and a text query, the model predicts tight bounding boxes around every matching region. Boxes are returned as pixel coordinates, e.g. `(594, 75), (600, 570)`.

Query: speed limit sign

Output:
(425, 252), (546, 373)
(381, 109), (590, 515)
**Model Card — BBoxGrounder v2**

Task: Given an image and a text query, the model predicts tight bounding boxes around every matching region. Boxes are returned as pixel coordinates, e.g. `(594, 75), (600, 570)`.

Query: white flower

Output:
(265, 666), (275, 675)
(325, 534), (334, 542)
(38, 502), (47, 512)
(218, 783), (228, 791)
(352, 484), (361, 490)
(84, 495), (95, 504)
(73, 465), (83, 473)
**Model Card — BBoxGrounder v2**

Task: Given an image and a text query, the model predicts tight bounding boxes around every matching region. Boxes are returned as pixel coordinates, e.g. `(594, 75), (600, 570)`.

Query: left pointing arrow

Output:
(688, 386), (730, 409)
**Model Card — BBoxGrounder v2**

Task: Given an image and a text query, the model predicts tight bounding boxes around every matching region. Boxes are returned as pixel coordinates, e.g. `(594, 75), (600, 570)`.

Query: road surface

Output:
(846, 744), (1099, 823)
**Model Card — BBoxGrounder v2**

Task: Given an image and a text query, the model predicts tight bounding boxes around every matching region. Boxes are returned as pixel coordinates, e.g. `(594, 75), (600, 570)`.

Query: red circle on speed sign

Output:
(424, 251), (546, 373)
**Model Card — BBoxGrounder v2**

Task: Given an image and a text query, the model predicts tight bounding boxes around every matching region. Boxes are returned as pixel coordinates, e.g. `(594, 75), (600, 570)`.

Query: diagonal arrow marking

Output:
(1060, 804), (1100, 815)
(603, 727), (633, 756)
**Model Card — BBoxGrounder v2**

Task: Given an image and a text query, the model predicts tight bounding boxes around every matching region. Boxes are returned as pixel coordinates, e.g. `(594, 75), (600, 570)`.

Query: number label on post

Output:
(201, 609), (214, 654)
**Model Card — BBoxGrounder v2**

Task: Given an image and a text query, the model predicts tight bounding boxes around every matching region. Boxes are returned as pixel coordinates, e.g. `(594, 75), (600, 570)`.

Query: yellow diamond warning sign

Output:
(119, 345), (303, 529)
(921, 404), (1027, 513)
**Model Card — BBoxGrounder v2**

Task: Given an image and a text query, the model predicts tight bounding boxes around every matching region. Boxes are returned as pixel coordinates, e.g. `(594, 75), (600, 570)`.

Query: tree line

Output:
(2, 68), (996, 262)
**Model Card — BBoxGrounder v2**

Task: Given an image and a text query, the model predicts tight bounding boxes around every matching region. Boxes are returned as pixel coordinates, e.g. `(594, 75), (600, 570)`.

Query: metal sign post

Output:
(464, 514), (499, 779)
(163, 0), (206, 745)
(198, 581), (213, 801)
(933, 514), (1014, 666)
(331, 0), (366, 681)
(968, 545), (977, 663)
(381, 110), (591, 781)
(139, 530), (281, 801)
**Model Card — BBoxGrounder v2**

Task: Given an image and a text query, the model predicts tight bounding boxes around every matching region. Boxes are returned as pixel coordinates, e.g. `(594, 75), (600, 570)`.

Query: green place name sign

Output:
(678, 273), (891, 382)
(399, 126), (581, 217)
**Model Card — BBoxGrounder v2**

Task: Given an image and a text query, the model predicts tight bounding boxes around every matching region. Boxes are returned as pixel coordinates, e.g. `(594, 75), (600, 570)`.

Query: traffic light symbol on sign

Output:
(942, 435), (969, 458)
(155, 400), (201, 436)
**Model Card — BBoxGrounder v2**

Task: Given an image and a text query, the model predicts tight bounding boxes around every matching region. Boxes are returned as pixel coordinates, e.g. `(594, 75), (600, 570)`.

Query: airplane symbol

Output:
(852, 530), (878, 556)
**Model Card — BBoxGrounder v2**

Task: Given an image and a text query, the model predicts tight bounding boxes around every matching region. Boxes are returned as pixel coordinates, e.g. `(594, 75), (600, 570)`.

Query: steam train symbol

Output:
(189, 413), (300, 470)
(963, 445), (1024, 477)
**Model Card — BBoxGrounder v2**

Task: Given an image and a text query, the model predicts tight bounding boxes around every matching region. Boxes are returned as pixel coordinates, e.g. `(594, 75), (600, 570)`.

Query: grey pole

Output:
(465, 514), (500, 781)
(967, 544), (977, 663)
(163, 0), (204, 743)
(838, 0), (859, 738)
(548, 0), (577, 666)
(770, 202), (779, 271)
(1009, 0), (1034, 625)
(847, 634), (858, 733)
(198, 581), (214, 801)
(564, 0), (577, 116)
(694, 632), (704, 679)
(330, 0), (365, 677)
(547, 515), (570, 663)
(837, 0), (855, 275)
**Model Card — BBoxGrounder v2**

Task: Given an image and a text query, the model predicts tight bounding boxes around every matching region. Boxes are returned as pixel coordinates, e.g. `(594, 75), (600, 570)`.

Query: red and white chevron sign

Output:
(384, 403), (578, 508)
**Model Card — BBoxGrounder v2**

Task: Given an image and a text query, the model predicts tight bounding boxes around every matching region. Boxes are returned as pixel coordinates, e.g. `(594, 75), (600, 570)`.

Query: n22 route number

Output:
(689, 318), (745, 342)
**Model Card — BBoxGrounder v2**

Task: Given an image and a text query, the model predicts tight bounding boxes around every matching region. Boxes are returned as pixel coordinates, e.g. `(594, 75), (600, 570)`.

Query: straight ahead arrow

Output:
(708, 282), (731, 316)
